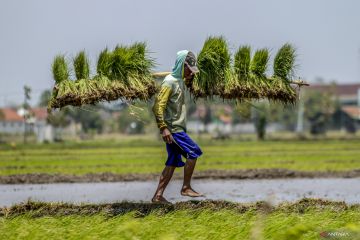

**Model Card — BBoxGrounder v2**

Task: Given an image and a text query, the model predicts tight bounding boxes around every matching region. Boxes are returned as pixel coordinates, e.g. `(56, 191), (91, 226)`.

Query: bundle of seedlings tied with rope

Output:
(189, 36), (231, 98)
(48, 42), (156, 110)
(189, 36), (300, 104)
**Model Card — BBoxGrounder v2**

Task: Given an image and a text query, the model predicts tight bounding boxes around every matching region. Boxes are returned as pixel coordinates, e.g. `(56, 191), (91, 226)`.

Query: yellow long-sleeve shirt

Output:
(152, 74), (186, 133)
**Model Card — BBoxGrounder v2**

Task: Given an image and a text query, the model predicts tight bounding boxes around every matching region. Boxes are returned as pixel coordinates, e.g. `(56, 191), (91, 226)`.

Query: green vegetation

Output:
(190, 36), (297, 104)
(234, 45), (251, 79)
(0, 139), (359, 176)
(73, 51), (90, 80)
(192, 36), (231, 97)
(49, 37), (301, 110)
(49, 42), (156, 110)
(250, 48), (269, 78)
(273, 43), (296, 81)
(51, 55), (69, 84)
(1, 199), (359, 239)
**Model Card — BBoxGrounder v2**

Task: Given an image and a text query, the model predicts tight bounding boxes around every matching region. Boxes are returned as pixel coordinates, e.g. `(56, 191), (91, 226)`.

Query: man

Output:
(151, 50), (204, 203)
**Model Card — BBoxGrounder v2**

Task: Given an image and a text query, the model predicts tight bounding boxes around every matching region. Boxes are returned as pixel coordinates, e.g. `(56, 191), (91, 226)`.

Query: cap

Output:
(184, 51), (199, 74)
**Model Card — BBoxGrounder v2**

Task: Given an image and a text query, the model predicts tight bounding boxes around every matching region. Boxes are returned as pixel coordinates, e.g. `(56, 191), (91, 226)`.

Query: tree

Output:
(38, 90), (52, 107)
(253, 103), (268, 140)
(196, 103), (212, 133)
(267, 103), (297, 131)
(64, 106), (104, 133)
(303, 83), (338, 135)
(23, 85), (31, 144)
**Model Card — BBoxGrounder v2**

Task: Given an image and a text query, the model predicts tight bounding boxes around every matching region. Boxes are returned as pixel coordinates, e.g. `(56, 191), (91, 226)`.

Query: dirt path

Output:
(1, 169), (360, 184)
(1, 178), (359, 207)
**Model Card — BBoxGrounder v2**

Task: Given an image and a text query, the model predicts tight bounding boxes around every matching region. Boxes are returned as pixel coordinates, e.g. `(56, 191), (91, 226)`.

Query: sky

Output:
(1, 0), (360, 106)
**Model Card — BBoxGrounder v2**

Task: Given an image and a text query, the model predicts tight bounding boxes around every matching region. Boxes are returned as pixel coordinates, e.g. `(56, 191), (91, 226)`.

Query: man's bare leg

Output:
(152, 165), (176, 203)
(181, 159), (204, 197)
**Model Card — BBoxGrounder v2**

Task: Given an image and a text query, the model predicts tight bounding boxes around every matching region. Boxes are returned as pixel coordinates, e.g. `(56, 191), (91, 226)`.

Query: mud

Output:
(1, 168), (360, 184)
(1, 178), (359, 207)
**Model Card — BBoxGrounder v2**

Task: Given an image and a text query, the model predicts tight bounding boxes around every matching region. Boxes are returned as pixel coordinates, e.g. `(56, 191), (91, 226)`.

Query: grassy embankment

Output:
(0, 139), (359, 176)
(0, 199), (359, 240)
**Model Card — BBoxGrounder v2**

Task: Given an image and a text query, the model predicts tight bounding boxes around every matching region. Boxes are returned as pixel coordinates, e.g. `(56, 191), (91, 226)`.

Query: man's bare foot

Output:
(151, 195), (171, 204)
(180, 187), (205, 197)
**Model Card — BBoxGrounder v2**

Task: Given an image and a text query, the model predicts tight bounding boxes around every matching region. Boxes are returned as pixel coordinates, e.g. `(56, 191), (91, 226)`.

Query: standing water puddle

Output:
(1, 178), (359, 207)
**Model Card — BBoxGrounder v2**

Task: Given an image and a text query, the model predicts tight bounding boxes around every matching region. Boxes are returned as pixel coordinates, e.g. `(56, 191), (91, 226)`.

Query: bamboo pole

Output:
(289, 79), (310, 86)
(151, 72), (171, 78)
(151, 71), (310, 86)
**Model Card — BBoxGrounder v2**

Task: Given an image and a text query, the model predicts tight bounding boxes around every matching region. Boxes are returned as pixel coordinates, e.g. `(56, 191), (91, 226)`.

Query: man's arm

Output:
(152, 85), (173, 143)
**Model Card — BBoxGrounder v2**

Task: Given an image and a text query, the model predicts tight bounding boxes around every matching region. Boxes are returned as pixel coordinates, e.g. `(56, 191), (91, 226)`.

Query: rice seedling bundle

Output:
(49, 42), (156, 110)
(74, 51), (90, 80)
(189, 37), (299, 104)
(52, 55), (69, 84)
(268, 43), (297, 104)
(191, 36), (231, 98)
(48, 38), (302, 110)
(228, 45), (252, 98)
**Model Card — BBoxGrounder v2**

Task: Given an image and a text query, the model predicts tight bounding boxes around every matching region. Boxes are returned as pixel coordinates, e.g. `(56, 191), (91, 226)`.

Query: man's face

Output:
(184, 63), (195, 83)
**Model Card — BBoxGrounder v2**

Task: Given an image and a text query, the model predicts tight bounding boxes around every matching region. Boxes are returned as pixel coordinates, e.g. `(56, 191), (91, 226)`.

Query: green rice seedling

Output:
(194, 36), (231, 97)
(128, 74), (148, 100)
(249, 48), (270, 99)
(96, 48), (112, 77)
(234, 46), (251, 79)
(127, 42), (156, 98)
(270, 44), (297, 104)
(49, 42), (156, 109)
(50, 55), (82, 108)
(73, 51), (90, 80)
(110, 45), (129, 82)
(92, 75), (111, 101)
(232, 48), (268, 99)
(128, 42), (155, 77)
(112, 42), (154, 80)
(229, 46), (253, 99)
(267, 77), (297, 104)
(52, 55), (69, 84)
(250, 48), (269, 78)
(92, 74), (117, 102)
(273, 43), (296, 81)
(110, 42), (155, 99)
(74, 79), (91, 104)
(55, 80), (79, 107)
(72, 51), (91, 104)
(95, 48), (116, 102)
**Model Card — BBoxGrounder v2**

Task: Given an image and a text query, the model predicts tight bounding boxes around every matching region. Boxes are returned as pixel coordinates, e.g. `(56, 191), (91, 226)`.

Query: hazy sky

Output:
(1, 0), (360, 106)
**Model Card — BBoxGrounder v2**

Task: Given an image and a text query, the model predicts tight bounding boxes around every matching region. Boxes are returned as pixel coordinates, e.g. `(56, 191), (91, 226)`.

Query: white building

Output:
(0, 108), (25, 134)
(0, 107), (54, 142)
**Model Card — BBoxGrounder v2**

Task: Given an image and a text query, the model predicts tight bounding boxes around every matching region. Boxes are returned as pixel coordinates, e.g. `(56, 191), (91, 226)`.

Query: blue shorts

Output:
(165, 132), (203, 167)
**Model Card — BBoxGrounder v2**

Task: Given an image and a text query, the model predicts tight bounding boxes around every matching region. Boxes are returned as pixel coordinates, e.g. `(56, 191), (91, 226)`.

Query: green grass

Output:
(0, 139), (359, 176)
(1, 199), (359, 240)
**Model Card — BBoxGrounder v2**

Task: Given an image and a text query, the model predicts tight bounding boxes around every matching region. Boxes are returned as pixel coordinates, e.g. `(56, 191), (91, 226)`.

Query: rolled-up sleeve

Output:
(152, 84), (172, 131)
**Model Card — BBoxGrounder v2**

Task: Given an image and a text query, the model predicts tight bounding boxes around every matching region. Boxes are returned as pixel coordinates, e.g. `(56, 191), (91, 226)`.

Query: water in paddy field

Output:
(0, 178), (359, 207)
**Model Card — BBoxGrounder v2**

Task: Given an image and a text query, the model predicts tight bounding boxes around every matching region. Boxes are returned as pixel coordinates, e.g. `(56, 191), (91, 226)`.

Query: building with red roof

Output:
(0, 108), (25, 134)
(0, 107), (53, 141)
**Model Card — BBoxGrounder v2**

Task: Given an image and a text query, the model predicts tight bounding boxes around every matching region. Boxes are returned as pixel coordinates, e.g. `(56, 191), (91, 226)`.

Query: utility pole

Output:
(23, 85), (31, 144)
(358, 88), (360, 121)
(296, 89), (304, 134)
(358, 48), (360, 122)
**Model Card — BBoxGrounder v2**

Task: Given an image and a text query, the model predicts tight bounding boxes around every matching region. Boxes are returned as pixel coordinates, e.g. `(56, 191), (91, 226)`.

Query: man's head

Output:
(183, 51), (199, 82)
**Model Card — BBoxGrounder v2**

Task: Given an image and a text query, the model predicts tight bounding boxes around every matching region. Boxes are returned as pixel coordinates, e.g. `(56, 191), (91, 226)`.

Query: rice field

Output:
(0, 139), (359, 176)
(1, 199), (359, 240)
(1, 140), (359, 239)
